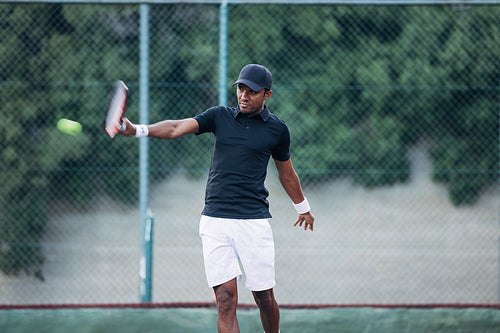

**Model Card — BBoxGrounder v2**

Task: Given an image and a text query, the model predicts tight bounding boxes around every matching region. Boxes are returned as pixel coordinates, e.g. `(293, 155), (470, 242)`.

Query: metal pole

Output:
(139, 3), (152, 303)
(218, 0), (228, 106)
(140, 210), (154, 302)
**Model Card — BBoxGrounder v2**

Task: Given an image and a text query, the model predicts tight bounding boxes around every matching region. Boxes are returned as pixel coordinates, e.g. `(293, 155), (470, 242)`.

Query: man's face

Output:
(237, 83), (271, 117)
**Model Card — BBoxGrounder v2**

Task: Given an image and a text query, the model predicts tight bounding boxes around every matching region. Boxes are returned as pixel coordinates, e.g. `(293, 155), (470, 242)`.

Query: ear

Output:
(264, 90), (272, 101)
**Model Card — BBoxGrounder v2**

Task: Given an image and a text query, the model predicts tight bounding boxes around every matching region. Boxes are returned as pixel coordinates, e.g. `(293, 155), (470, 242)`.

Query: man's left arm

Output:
(274, 158), (315, 231)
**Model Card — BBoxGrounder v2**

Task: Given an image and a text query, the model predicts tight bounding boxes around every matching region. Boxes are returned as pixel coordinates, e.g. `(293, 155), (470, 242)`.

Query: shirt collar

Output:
(235, 105), (271, 122)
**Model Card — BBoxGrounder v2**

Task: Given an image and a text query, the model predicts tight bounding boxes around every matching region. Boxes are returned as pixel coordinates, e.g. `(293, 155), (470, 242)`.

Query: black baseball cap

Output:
(234, 64), (272, 91)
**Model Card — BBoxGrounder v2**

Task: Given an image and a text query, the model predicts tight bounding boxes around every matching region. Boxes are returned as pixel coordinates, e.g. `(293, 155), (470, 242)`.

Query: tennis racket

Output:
(103, 80), (128, 138)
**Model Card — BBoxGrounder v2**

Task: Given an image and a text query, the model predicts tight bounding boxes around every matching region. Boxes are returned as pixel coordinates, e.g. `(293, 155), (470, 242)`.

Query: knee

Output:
(215, 286), (237, 314)
(253, 290), (277, 311)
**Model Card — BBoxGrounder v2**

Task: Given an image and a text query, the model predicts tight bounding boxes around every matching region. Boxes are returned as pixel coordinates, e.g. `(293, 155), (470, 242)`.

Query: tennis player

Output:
(120, 64), (314, 333)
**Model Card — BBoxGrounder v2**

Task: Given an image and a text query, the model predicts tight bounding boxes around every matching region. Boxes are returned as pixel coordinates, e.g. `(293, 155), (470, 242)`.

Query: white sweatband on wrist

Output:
(293, 197), (311, 214)
(135, 124), (149, 138)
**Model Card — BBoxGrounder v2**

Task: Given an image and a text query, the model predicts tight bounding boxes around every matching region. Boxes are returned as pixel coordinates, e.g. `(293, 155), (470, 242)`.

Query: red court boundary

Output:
(1, 303), (499, 310)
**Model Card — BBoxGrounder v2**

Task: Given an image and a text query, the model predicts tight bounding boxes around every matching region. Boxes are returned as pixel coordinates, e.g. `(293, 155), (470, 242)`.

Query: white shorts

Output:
(199, 215), (275, 291)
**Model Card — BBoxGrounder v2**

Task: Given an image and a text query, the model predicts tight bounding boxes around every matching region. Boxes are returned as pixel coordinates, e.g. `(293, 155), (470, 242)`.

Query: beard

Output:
(239, 101), (265, 117)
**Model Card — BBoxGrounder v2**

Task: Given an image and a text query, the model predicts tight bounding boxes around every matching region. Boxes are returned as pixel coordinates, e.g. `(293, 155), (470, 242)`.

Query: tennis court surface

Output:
(1, 304), (500, 333)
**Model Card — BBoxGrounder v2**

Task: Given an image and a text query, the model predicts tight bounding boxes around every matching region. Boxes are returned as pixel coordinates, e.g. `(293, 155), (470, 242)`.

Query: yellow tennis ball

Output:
(57, 118), (82, 136)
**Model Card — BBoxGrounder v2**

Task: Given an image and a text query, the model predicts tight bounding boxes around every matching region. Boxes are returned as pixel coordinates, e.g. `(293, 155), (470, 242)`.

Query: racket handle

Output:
(119, 120), (126, 131)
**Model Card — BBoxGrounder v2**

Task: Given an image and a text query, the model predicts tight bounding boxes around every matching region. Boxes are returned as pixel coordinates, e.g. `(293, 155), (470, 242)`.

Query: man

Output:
(120, 64), (314, 333)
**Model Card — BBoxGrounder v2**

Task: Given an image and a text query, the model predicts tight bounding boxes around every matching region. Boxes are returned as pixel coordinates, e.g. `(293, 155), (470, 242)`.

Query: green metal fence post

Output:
(218, 0), (228, 106)
(139, 210), (154, 302)
(139, 3), (152, 303)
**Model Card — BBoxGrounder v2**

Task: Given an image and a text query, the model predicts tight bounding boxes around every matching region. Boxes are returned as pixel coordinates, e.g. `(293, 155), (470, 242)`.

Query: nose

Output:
(240, 90), (250, 100)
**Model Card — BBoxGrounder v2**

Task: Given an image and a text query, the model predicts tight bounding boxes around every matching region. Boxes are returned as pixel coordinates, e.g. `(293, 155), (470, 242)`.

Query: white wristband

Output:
(135, 124), (149, 138)
(293, 197), (311, 214)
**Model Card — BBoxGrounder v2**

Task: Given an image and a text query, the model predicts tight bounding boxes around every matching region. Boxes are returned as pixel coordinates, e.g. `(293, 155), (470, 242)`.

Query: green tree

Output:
(0, 4), (90, 279)
(428, 7), (499, 204)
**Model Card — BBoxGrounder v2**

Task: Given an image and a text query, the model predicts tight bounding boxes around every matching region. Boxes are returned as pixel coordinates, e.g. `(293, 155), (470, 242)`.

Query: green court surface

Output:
(1, 306), (500, 333)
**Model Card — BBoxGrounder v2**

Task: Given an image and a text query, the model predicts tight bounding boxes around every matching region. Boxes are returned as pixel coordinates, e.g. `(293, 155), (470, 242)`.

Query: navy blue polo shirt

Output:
(194, 105), (291, 219)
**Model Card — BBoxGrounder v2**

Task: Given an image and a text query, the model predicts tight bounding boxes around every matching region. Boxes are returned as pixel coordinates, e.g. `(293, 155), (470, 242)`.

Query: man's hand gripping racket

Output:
(103, 80), (129, 138)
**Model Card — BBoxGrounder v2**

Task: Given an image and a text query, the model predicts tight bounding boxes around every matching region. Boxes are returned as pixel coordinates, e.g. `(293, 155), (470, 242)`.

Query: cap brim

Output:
(233, 79), (264, 92)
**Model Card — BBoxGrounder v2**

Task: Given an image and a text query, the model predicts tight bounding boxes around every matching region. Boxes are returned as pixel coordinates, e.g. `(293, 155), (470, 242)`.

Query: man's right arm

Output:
(120, 117), (199, 139)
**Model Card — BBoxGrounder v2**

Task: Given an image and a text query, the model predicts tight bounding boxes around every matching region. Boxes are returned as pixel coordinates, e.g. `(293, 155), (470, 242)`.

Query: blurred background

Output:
(0, 0), (498, 306)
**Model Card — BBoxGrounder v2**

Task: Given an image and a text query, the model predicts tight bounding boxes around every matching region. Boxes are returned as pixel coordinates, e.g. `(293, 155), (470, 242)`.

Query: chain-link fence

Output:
(0, 1), (498, 306)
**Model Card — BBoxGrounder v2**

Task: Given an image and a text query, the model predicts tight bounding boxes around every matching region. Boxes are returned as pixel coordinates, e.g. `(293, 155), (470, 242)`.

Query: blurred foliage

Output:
(0, 3), (498, 278)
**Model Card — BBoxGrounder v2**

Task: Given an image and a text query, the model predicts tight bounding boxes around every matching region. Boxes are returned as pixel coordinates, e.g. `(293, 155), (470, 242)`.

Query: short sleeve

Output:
(194, 106), (220, 134)
(271, 124), (291, 161)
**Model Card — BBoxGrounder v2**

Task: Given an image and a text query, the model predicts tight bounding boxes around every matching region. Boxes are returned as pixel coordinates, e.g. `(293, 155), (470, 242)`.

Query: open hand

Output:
(294, 212), (314, 231)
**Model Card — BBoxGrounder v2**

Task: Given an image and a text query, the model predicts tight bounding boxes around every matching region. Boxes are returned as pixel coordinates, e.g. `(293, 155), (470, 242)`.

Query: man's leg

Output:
(252, 288), (279, 333)
(214, 278), (239, 333)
